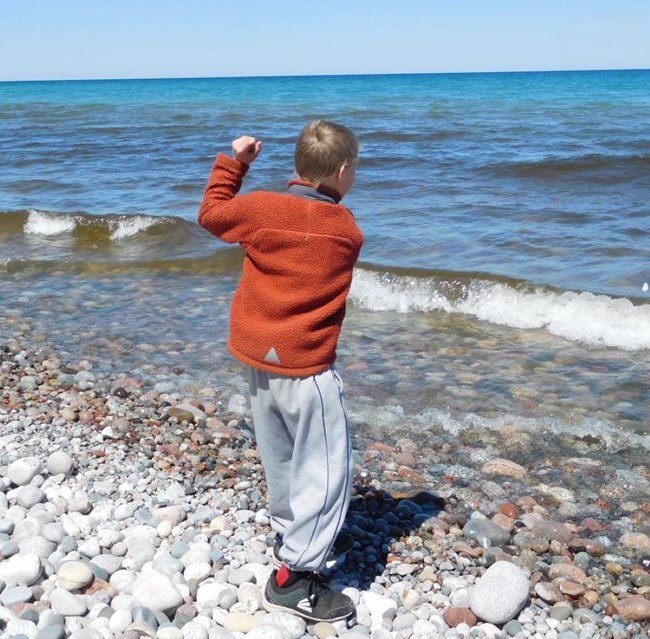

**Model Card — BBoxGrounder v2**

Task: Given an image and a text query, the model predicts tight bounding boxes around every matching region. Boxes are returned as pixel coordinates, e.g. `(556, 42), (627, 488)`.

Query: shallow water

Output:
(2, 271), (647, 461)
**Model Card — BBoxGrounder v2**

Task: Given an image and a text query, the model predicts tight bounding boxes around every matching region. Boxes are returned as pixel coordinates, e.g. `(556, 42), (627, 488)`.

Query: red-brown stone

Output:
(499, 502), (520, 519)
(444, 607), (478, 627)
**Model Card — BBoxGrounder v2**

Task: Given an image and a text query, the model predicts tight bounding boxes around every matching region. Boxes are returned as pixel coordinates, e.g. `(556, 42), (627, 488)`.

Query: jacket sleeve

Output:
(197, 153), (253, 244)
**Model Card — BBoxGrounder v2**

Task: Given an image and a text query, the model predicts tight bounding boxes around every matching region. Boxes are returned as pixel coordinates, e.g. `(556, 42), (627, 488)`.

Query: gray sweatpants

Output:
(249, 366), (353, 572)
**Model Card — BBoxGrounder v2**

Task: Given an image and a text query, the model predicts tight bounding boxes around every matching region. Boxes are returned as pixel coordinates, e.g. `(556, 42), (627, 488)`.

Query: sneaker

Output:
(272, 530), (354, 566)
(263, 565), (356, 622)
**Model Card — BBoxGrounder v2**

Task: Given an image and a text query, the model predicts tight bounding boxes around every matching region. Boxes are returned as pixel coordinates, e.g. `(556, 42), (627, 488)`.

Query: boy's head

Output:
(294, 120), (359, 195)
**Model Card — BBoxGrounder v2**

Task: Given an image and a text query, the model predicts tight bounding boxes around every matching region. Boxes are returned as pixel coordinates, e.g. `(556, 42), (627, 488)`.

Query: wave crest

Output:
(350, 270), (650, 351)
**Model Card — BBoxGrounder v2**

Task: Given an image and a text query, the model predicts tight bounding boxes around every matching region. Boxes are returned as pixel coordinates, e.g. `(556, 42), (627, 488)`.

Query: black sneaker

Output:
(272, 530), (354, 566)
(263, 566), (356, 622)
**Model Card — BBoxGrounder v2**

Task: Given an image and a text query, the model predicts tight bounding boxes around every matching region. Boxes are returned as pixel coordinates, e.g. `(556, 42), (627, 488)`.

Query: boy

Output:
(198, 120), (363, 622)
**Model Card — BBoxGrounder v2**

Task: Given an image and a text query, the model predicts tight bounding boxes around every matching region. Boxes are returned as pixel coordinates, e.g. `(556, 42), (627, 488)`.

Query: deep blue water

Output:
(1, 71), (649, 350)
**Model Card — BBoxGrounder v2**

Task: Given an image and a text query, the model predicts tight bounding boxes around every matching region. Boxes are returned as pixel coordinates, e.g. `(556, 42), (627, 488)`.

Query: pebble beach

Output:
(1, 314), (648, 639)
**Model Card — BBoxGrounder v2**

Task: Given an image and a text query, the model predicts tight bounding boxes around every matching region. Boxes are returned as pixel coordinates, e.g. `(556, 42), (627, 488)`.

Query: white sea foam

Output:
(414, 407), (650, 452)
(350, 402), (650, 451)
(110, 216), (159, 240)
(350, 270), (650, 351)
(24, 210), (76, 236)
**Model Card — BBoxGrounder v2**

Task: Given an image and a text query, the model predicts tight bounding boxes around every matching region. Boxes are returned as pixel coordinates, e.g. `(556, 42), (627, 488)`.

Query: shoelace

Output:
(305, 571), (327, 606)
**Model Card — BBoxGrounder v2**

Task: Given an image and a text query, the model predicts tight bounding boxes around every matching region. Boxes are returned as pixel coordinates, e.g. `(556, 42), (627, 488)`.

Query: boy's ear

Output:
(337, 163), (349, 181)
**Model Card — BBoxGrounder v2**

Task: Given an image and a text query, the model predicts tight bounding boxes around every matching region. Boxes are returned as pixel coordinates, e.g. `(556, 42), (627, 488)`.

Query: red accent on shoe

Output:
(276, 565), (291, 587)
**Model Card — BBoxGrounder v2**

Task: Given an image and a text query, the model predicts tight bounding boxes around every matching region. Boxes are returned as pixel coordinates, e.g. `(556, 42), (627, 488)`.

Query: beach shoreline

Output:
(1, 317), (649, 637)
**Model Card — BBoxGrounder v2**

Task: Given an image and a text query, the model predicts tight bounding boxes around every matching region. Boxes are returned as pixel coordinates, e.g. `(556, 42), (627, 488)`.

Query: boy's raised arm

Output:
(197, 136), (262, 243)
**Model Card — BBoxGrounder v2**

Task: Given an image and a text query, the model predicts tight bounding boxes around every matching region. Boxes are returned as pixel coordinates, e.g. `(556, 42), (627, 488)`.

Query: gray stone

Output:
(469, 561), (529, 624)
(227, 568), (255, 586)
(463, 519), (510, 547)
(0, 585), (33, 606)
(37, 625), (66, 639)
(503, 619), (523, 636)
(550, 602), (574, 622)
(16, 486), (45, 508)
(91, 554), (123, 576)
(132, 606), (159, 629)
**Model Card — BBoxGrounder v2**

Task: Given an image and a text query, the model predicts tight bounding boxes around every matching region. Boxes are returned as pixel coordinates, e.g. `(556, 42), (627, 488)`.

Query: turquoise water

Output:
(1, 71), (649, 298)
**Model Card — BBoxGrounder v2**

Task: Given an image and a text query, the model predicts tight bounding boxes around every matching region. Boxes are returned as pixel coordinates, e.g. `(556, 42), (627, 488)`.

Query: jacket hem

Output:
(228, 343), (334, 378)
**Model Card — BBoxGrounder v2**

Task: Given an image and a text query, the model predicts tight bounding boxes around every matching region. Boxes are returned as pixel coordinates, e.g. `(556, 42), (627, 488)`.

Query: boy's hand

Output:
(232, 136), (262, 165)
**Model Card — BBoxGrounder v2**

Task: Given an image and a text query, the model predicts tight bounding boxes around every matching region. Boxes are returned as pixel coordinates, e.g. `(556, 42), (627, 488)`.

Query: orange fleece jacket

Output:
(198, 153), (363, 377)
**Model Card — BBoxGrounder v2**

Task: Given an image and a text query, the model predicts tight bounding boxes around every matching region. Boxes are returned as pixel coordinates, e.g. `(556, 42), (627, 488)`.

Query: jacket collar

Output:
(287, 179), (341, 204)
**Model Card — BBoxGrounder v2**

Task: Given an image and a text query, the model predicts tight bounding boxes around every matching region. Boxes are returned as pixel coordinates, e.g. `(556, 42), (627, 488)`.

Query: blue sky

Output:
(1, 0), (649, 81)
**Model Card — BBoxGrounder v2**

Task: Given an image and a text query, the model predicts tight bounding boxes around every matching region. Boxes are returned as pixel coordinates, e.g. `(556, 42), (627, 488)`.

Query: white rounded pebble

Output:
(196, 582), (234, 605)
(223, 611), (262, 633)
(312, 622), (337, 639)
(237, 581), (263, 607)
(78, 538), (102, 558)
(360, 591), (398, 630)
(157, 519), (173, 537)
(181, 545), (211, 567)
(158, 626), (184, 639)
(263, 612), (307, 639)
(247, 627), (285, 639)
(47, 451), (74, 476)
(8, 456), (42, 486)
(18, 535), (55, 558)
(108, 609), (133, 633)
(110, 569), (138, 593)
(181, 621), (209, 639)
(184, 561), (212, 583)
(469, 560), (529, 624)
(49, 587), (89, 616)
(57, 560), (94, 591)
(16, 485), (45, 508)
(0, 552), (41, 585)
(132, 570), (184, 615)
(154, 505), (187, 526)
(112, 593), (140, 610)
(5, 619), (38, 639)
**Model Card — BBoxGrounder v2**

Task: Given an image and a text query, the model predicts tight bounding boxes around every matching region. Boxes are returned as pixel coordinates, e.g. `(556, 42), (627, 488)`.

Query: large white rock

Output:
(0, 553), (41, 585)
(469, 561), (530, 624)
(7, 457), (42, 486)
(132, 570), (183, 615)
(360, 591), (398, 631)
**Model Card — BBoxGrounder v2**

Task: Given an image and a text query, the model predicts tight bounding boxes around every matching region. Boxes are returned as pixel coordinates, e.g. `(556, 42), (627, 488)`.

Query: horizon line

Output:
(2, 66), (649, 84)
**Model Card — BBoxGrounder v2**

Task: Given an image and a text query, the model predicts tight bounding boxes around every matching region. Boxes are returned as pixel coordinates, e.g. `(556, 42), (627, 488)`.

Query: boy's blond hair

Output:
(294, 120), (359, 187)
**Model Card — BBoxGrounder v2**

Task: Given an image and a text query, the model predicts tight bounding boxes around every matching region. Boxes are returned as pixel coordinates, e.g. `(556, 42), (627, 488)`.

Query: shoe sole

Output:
(262, 593), (355, 622)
